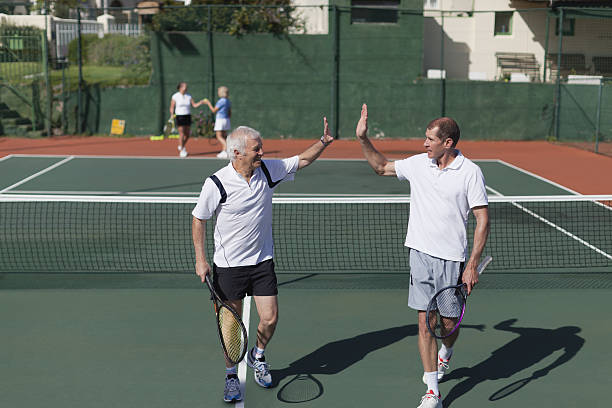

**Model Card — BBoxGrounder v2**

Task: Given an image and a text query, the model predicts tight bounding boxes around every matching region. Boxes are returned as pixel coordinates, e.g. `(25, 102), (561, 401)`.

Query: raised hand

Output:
(322, 116), (333, 145)
(356, 103), (368, 140)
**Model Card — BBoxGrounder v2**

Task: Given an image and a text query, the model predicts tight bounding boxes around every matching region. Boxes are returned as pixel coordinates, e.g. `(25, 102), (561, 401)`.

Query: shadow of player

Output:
(443, 318), (584, 407)
(271, 323), (485, 388)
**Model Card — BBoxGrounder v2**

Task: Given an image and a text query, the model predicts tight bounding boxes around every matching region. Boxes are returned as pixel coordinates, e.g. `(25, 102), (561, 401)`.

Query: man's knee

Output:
(260, 309), (278, 328)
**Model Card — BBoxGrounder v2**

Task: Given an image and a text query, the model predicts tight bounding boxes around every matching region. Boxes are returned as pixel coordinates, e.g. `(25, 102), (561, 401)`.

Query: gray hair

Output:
(227, 126), (262, 161)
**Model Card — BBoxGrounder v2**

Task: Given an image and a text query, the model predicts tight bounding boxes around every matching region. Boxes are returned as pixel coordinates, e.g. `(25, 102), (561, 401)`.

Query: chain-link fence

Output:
(0, 3), (610, 154)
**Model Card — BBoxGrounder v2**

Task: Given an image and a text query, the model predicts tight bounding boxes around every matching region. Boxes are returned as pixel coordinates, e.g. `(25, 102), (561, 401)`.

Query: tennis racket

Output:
(204, 274), (248, 365)
(163, 116), (178, 139)
(426, 255), (493, 339)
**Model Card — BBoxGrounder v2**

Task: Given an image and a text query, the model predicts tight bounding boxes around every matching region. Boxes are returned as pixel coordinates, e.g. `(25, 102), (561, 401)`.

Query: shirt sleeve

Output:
(192, 177), (222, 220)
(467, 165), (489, 208)
(263, 155), (300, 184)
(215, 99), (226, 109)
(395, 158), (412, 181)
(171, 93), (178, 103)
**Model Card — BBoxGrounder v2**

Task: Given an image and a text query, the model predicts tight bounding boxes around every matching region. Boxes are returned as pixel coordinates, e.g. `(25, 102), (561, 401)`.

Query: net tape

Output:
(1, 194), (611, 274)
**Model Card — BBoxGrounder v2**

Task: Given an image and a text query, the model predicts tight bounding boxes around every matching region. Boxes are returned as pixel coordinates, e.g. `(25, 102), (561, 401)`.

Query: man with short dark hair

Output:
(355, 104), (490, 408)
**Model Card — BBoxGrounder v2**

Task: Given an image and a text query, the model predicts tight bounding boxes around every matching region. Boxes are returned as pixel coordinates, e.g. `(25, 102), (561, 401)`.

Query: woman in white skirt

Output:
(170, 82), (206, 158)
(205, 86), (232, 159)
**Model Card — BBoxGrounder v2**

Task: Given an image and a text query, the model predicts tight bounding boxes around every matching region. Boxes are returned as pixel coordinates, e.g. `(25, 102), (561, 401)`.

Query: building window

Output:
(424, 0), (439, 9)
(494, 12), (513, 36)
(555, 18), (575, 36)
(351, 0), (400, 24)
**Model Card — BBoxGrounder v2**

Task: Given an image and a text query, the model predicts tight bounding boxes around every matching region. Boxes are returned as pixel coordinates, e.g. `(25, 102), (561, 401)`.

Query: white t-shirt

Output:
(395, 152), (488, 262)
(192, 156), (300, 267)
(172, 92), (192, 116)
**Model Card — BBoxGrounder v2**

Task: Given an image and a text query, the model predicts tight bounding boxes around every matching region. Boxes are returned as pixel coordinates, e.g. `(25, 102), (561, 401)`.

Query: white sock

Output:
(424, 371), (439, 396)
(254, 346), (265, 359)
(439, 344), (453, 361)
(225, 366), (237, 377)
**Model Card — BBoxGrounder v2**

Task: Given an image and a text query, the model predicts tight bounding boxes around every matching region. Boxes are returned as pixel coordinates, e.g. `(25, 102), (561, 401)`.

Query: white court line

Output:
(0, 154), (14, 162)
(7, 153), (496, 164)
(237, 296), (252, 408)
(487, 186), (612, 261)
(0, 156), (74, 193)
(8, 190), (200, 196)
(494, 159), (580, 195)
(7, 153), (226, 160)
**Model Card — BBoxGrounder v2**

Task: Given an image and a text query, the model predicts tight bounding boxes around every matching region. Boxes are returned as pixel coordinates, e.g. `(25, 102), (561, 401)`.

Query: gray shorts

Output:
(408, 249), (463, 311)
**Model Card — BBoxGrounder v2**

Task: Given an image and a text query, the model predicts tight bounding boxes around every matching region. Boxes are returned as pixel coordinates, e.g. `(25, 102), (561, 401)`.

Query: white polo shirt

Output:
(192, 156), (299, 267)
(172, 92), (192, 115)
(395, 151), (488, 262)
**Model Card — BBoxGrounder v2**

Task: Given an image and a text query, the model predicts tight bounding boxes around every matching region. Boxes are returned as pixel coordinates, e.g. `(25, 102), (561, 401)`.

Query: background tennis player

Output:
(192, 121), (333, 402)
(355, 104), (490, 408)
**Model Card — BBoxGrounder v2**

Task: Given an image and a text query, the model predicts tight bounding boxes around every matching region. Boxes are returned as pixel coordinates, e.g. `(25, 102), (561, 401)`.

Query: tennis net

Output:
(0, 194), (611, 274)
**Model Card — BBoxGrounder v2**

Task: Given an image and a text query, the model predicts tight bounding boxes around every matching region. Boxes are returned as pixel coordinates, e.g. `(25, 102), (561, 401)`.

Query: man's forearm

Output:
(298, 140), (328, 168)
(192, 217), (207, 263)
(467, 218), (490, 267)
(358, 137), (388, 175)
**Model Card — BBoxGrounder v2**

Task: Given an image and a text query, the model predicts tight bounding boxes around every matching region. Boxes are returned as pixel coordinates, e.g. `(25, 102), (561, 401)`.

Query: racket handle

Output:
(477, 255), (493, 275)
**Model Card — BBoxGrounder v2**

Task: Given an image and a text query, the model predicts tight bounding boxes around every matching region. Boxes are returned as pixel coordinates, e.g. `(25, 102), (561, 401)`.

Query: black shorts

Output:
(175, 114), (191, 127)
(213, 259), (278, 301)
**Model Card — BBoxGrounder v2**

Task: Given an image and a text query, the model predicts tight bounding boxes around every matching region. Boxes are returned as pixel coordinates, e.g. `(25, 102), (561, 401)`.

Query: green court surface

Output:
(0, 154), (573, 196)
(1, 154), (609, 408)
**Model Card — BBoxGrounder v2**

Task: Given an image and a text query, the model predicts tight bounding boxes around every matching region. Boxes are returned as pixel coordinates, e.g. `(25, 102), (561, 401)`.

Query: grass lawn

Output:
(1, 63), (150, 90)
(49, 65), (151, 90)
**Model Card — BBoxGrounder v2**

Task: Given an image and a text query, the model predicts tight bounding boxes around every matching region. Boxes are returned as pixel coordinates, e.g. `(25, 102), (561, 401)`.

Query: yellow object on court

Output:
(110, 119), (126, 136)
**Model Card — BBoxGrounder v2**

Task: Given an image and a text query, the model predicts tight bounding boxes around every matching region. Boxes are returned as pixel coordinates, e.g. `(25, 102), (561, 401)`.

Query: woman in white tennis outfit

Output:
(170, 82), (206, 158)
(204, 86), (232, 159)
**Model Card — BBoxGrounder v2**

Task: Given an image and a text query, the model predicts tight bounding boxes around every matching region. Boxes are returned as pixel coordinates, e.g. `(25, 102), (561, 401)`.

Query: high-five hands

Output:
(356, 103), (368, 140)
(321, 116), (334, 146)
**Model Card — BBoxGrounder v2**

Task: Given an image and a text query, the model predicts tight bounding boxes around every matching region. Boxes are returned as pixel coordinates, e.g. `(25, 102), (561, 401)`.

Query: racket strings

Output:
(431, 287), (465, 337)
(218, 306), (246, 363)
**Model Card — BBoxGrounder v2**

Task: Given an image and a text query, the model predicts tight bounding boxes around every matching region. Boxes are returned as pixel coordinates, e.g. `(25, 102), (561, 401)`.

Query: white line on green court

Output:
(487, 186), (612, 261)
(237, 296), (252, 408)
(0, 156), (75, 194)
(495, 159), (579, 195)
(7, 190), (200, 196)
(0, 154), (14, 162)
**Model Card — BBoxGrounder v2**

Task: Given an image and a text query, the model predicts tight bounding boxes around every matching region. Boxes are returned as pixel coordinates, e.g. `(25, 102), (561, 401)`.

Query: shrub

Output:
(86, 34), (151, 75)
(67, 33), (98, 65)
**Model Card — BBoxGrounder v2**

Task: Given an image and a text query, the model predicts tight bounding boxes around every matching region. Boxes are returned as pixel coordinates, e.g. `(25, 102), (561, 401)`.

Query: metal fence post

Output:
(543, 11), (550, 83)
(42, 4), (52, 137)
(331, 5), (339, 139)
(595, 79), (603, 154)
(553, 8), (564, 141)
(440, 11), (445, 117)
(208, 5), (215, 101)
(77, 8), (83, 134)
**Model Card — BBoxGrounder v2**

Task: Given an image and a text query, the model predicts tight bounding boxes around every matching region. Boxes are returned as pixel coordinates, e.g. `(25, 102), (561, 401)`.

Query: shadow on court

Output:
(443, 318), (584, 407)
(270, 323), (485, 402)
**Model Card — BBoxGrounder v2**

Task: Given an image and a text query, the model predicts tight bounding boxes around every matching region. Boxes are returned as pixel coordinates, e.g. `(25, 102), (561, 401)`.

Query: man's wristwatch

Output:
(320, 136), (332, 147)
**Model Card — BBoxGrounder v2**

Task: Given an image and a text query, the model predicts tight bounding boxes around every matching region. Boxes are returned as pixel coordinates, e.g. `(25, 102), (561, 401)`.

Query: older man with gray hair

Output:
(192, 120), (334, 403)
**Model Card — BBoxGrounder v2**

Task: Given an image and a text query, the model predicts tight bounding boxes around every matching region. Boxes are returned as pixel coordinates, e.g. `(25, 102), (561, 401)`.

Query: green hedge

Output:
(67, 33), (98, 65)
(66, 34), (151, 83)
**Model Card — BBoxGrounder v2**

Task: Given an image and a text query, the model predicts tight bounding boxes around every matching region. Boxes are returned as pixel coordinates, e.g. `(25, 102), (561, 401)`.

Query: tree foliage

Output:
(151, 0), (304, 35)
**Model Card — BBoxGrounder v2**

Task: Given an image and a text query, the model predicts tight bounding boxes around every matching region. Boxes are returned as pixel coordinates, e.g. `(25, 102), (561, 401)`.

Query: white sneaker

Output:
(422, 355), (451, 384)
(417, 390), (442, 408)
(180, 148), (188, 158)
(437, 355), (451, 381)
(177, 145), (182, 152)
(247, 348), (272, 388)
(216, 150), (228, 159)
